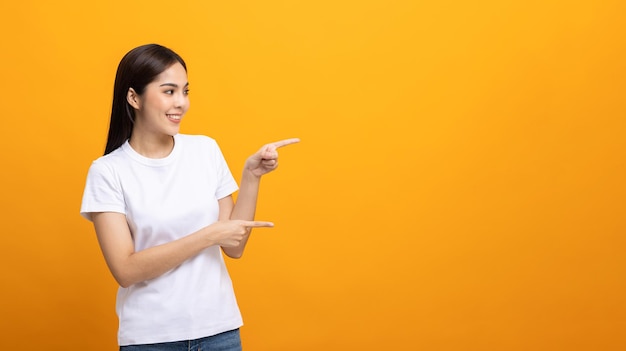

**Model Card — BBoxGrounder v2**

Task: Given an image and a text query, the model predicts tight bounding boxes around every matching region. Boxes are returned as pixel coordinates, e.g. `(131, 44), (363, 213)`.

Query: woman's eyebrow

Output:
(159, 82), (190, 88)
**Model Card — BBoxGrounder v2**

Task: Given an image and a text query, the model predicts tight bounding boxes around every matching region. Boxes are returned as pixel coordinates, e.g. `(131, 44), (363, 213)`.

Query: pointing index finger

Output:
(243, 220), (275, 228)
(271, 138), (300, 149)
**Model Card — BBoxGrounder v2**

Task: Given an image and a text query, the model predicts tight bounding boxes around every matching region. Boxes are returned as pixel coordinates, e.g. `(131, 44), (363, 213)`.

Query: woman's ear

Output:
(127, 88), (140, 110)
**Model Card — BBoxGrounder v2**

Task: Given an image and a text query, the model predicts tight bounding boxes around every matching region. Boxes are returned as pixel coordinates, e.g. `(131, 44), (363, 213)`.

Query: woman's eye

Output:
(184, 89), (190, 95)
(164, 90), (174, 95)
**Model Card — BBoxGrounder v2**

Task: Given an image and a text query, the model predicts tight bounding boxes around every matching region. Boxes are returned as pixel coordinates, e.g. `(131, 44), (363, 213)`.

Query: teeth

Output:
(167, 115), (181, 120)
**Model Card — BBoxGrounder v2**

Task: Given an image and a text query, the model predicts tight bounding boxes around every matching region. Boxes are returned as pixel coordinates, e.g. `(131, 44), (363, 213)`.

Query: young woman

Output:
(80, 44), (298, 350)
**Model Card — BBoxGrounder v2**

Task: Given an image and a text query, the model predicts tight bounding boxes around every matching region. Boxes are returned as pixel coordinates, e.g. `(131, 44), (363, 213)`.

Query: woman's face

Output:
(131, 62), (190, 137)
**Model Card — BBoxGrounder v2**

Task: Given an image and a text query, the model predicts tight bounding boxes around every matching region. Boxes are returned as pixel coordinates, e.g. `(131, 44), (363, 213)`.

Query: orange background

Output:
(1, 0), (625, 350)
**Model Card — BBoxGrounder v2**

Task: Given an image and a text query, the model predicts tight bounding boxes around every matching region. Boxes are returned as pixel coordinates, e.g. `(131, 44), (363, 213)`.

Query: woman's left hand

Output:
(244, 138), (300, 177)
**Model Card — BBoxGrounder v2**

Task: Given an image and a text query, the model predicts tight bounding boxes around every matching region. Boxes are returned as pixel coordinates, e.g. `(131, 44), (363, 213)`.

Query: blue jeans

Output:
(119, 329), (242, 351)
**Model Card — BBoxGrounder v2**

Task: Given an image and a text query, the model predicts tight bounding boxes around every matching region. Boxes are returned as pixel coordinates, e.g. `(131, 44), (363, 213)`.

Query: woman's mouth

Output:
(167, 114), (182, 123)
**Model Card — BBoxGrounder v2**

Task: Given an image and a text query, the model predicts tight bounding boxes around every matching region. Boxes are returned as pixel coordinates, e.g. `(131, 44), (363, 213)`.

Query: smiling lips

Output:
(167, 114), (182, 123)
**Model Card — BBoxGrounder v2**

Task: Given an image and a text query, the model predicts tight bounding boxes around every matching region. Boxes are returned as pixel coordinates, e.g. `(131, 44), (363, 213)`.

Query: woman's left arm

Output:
(221, 138), (299, 258)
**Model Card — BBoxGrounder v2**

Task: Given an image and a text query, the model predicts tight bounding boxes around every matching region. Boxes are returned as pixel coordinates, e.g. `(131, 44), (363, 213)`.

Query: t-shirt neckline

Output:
(122, 134), (181, 166)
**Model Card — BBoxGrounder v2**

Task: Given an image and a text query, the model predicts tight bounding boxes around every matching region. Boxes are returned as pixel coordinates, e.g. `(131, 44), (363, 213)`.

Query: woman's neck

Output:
(128, 132), (175, 159)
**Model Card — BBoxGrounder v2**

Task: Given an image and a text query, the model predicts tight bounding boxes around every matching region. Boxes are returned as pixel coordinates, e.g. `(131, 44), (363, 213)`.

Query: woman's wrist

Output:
(242, 168), (262, 181)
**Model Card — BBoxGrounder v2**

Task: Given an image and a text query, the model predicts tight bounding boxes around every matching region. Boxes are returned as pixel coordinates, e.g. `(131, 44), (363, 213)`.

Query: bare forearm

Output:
(231, 170), (261, 220)
(223, 171), (261, 258)
(104, 227), (215, 288)
(94, 210), (270, 287)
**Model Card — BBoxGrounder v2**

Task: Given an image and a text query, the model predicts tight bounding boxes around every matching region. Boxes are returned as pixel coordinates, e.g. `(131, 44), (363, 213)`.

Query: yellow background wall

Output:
(1, 0), (625, 349)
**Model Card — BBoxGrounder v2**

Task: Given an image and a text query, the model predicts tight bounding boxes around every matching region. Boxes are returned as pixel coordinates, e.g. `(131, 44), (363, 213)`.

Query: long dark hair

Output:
(104, 44), (187, 155)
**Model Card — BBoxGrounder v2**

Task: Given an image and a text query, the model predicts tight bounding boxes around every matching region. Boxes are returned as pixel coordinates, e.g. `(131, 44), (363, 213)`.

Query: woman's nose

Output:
(174, 92), (187, 108)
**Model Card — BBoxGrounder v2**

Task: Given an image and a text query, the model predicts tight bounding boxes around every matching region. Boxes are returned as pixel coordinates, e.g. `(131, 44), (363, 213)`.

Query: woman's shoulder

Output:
(86, 142), (139, 179)
(176, 133), (220, 149)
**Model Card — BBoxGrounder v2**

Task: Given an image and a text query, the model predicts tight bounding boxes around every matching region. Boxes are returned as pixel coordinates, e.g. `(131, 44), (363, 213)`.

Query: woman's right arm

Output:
(92, 212), (272, 288)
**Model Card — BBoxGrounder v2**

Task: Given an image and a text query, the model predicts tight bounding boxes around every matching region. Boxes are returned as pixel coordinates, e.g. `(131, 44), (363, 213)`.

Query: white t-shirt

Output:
(80, 134), (242, 346)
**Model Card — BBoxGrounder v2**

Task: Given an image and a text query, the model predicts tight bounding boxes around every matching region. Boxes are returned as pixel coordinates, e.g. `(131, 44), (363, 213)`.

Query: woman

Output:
(80, 43), (298, 350)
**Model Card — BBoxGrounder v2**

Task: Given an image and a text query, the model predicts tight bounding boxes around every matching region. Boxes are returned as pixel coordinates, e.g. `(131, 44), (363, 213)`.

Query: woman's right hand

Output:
(207, 220), (274, 247)
(92, 213), (274, 287)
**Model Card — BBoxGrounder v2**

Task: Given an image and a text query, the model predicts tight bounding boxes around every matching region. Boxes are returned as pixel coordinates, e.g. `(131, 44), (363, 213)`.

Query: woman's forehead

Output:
(153, 62), (188, 84)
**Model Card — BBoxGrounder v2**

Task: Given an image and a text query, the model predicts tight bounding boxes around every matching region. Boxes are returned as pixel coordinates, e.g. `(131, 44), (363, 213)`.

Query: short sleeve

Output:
(80, 160), (126, 221)
(212, 140), (239, 200)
